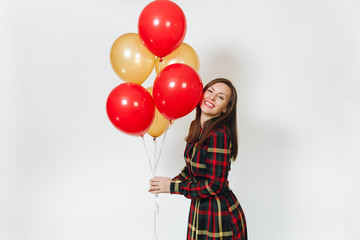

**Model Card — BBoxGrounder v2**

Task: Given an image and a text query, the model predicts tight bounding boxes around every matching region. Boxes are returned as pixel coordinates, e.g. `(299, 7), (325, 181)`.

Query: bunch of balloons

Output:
(106, 0), (203, 138)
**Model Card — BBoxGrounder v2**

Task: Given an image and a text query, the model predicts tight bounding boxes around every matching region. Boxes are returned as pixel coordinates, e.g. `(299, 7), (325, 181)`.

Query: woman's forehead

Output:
(208, 82), (231, 96)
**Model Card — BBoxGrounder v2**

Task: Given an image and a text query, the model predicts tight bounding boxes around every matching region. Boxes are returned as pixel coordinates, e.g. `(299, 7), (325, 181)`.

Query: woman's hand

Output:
(149, 176), (171, 194)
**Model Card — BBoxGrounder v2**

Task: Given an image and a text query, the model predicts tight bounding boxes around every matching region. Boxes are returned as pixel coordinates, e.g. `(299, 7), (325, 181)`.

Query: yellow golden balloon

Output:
(110, 33), (155, 85)
(146, 87), (170, 138)
(155, 42), (200, 74)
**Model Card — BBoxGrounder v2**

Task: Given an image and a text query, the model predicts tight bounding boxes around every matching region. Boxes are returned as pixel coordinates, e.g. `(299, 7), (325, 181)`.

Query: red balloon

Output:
(106, 83), (155, 137)
(153, 63), (203, 120)
(138, 0), (187, 58)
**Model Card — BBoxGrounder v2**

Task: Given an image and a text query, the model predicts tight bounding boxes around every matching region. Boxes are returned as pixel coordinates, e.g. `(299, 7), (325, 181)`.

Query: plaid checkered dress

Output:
(170, 126), (247, 240)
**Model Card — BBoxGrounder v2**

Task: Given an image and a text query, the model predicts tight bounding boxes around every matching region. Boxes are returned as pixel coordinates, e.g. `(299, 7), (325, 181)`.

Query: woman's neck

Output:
(200, 112), (220, 128)
(200, 115), (210, 128)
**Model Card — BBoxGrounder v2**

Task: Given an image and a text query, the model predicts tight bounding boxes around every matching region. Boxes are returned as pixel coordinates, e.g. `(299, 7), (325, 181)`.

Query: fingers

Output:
(149, 176), (170, 194)
(149, 177), (164, 188)
(149, 189), (161, 194)
(149, 176), (163, 182)
(149, 179), (159, 184)
(149, 181), (157, 186)
(148, 186), (162, 193)
(149, 181), (160, 192)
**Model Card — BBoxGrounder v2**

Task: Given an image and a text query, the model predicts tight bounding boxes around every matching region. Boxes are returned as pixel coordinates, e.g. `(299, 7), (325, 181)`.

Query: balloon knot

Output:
(159, 58), (163, 63)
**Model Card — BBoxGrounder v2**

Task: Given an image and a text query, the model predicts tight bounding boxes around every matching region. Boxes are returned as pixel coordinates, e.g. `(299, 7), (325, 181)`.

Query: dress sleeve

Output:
(172, 166), (191, 181)
(170, 129), (231, 199)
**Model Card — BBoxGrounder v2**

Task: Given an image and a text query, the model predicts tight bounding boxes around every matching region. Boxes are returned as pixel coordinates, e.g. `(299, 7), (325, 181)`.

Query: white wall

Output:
(1, 0), (359, 239)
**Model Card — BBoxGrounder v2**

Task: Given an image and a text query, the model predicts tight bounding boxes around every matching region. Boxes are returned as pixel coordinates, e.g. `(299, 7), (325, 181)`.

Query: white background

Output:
(1, 0), (360, 239)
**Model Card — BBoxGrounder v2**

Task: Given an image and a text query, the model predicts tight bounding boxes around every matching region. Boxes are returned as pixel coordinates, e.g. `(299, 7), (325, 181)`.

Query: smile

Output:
(204, 100), (215, 108)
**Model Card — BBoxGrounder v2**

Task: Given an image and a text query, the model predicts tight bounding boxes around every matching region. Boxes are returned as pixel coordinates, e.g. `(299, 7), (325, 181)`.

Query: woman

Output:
(149, 78), (248, 240)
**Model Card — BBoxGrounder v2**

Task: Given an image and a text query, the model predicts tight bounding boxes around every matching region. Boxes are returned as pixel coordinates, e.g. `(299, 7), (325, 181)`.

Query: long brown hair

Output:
(185, 78), (238, 160)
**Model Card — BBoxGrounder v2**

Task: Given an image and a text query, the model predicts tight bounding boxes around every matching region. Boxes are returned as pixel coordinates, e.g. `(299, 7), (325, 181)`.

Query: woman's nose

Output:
(208, 92), (215, 100)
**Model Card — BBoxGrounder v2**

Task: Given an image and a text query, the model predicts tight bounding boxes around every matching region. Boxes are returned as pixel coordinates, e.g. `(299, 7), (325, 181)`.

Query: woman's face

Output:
(200, 82), (232, 120)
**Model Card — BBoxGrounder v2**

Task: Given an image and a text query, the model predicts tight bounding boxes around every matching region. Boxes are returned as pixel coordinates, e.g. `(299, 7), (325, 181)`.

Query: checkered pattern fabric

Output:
(170, 126), (247, 240)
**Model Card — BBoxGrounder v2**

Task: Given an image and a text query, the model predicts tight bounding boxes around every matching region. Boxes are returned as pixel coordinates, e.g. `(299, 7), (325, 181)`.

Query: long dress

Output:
(170, 126), (248, 240)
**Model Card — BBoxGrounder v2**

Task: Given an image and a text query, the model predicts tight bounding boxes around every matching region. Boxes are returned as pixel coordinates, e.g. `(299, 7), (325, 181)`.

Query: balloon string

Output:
(153, 121), (173, 239)
(142, 121), (173, 240)
(142, 136), (160, 240)
(154, 137), (157, 172)
(155, 121), (171, 169)
(154, 193), (160, 240)
(154, 138), (160, 240)
(141, 136), (154, 176)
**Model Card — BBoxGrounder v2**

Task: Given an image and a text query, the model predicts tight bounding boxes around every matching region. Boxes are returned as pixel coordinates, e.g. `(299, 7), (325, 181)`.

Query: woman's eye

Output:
(218, 96), (224, 100)
(207, 89), (213, 93)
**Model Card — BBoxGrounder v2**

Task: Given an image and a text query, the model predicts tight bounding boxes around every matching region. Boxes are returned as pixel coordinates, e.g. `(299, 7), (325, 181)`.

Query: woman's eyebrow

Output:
(209, 86), (227, 97)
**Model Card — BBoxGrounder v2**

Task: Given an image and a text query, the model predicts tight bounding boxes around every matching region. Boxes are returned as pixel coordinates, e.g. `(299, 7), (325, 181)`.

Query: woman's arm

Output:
(149, 163), (191, 194)
(172, 165), (191, 181)
(170, 129), (231, 199)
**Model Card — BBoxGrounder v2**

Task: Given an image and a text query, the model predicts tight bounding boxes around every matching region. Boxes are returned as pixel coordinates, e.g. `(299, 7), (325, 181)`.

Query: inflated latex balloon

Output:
(146, 87), (170, 138)
(110, 33), (155, 85)
(155, 42), (200, 74)
(106, 83), (155, 136)
(138, 0), (187, 58)
(153, 63), (203, 120)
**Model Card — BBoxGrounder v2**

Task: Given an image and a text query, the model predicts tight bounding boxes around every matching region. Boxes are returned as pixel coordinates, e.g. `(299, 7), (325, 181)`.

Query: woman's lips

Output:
(204, 100), (215, 108)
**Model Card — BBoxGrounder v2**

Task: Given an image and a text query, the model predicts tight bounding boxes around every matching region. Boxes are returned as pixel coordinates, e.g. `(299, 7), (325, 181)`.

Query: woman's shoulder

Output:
(205, 126), (231, 150)
(208, 125), (230, 138)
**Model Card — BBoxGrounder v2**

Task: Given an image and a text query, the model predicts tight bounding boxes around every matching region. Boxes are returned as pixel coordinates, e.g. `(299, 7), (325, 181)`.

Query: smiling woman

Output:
(149, 78), (247, 240)
(185, 78), (239, 158)
(200, 82), (232, 124)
